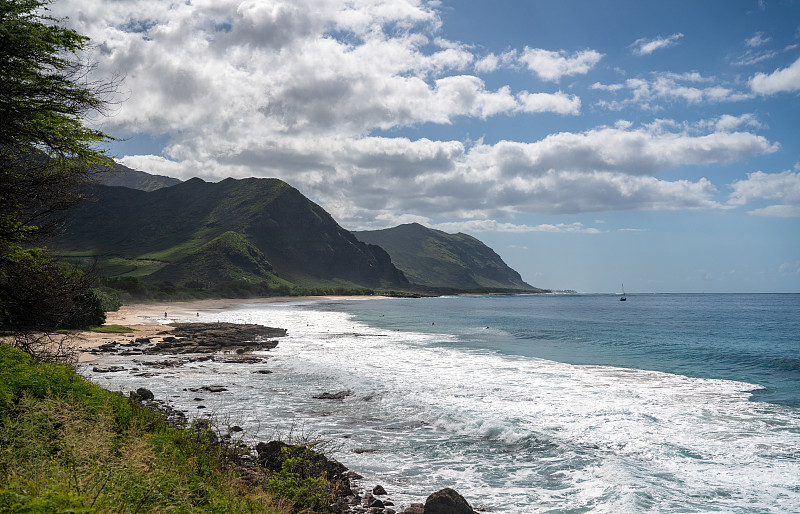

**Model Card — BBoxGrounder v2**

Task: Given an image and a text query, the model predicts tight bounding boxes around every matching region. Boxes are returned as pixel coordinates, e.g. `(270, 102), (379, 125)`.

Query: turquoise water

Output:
(86, 293), (800, 512)
(317, 293), (800, 407)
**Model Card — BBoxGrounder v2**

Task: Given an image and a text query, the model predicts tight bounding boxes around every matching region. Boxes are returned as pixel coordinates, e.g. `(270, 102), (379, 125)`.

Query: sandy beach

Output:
(73, 296), (383, 360)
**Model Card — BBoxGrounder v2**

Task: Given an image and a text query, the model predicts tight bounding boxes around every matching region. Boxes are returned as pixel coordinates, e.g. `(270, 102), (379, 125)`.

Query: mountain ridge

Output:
(53, 176), (408, 289)
(355, 223), (543, 291)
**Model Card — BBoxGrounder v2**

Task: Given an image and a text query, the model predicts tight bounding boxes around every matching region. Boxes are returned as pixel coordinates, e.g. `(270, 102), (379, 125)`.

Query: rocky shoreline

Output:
(86, 321), (479, 513)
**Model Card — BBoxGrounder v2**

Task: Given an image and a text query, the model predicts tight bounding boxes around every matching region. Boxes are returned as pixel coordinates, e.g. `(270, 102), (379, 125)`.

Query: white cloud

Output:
(699, 113), (762, 132)
(630, 33), (683, 56)
(729, 170), (800, 217)
(749, 56), (800, 94)
(518, 48), (603, 82)
(474, 50), (517, 74)
(122, 122), (777, 227)
(745, 32), (771, 48)
(593, 73), (752, 110)
(516, 91), (581, 115)
(432, 220), (602, 234)
(48, 0), (784, 230)
(733, 49), (778, 66)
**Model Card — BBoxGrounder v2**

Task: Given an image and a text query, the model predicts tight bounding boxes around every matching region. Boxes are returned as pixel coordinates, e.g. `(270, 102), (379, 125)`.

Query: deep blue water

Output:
(315, 293), (800, 407)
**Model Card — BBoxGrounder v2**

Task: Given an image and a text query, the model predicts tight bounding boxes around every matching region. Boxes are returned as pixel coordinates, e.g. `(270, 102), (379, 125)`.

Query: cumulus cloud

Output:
(630, 33), (683, 55)
(474, 50), (517, 74)
(749, 56), (800, 94)
(122, 121), (777, 228)
(728, 169), (800, 217)
(50, 0), (783, 230)
(699, 113), (762, 132)
(593, 72), (751, 110)
(518, 48), (603, 82)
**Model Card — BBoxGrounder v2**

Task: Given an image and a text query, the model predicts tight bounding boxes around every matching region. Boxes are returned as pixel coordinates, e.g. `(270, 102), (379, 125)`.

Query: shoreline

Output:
(72, 295), (388, 360)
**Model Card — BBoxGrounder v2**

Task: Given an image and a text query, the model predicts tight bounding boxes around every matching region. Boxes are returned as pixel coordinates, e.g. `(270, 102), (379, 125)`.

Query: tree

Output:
(0, 0), (117, 346)
(1, 0), (117, 246)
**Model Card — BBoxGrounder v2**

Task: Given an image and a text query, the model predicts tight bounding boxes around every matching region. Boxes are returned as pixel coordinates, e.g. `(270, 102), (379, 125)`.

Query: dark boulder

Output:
(424, 488), (473, 514)
(373, 484), (387, 495)
(135, 387), (155, 401)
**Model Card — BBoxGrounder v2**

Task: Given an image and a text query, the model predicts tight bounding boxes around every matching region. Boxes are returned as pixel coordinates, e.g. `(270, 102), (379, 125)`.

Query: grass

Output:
(0, 344), (341, 513)
(88, 325), (135, 334)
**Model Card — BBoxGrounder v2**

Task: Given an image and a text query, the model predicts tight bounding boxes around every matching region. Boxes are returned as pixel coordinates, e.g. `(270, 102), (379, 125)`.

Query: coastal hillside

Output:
(355, 223), (541, 291)
(94, 162), (182, 191)
(52, 177), (408, 289)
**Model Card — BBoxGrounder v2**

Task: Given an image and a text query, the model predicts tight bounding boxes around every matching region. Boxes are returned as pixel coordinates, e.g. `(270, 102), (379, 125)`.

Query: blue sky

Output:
(57, 0), (800, 292)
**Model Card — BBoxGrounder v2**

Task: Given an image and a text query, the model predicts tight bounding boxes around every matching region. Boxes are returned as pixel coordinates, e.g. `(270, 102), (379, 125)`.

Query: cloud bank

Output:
(54, 0), (785, 230)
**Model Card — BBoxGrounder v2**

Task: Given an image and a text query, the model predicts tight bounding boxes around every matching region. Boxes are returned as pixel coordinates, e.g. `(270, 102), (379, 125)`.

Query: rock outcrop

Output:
(423, 488), (474, 514)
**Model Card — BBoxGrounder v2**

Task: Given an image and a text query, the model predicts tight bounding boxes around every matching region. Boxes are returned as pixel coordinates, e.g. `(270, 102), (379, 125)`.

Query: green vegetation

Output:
(1, 0), (117, 338)
(94, 162), (181, 191)
(356, 223), (547, 292)
(100, 275), (386, 302)
(87, 324), (134, 334)
(0, 344), (345, 513)
(51, 177), (409, 291)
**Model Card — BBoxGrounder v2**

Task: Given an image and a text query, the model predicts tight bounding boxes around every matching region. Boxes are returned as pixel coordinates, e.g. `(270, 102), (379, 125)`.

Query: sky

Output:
(53, 0), (800, 293)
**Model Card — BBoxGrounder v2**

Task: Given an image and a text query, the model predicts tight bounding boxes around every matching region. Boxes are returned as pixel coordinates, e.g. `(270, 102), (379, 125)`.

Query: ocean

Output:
(84, 293), (800, 512)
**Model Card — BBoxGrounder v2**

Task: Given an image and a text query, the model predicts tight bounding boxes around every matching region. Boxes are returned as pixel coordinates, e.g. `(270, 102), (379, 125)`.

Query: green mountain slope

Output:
(94, 162), (182, 191)
(52, 177), (407, 289)
(355, 223), (541, 291)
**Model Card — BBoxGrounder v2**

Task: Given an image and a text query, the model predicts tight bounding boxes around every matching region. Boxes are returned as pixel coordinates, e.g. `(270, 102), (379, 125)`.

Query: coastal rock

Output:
(144, 323), (286, 355)
(135, 387), (155, 401)
(313, 390), (352, 400)
(213, 355), (263, 364)
(92, 365), (125, 373)
(255, 441), (289, 471)
(200, 385), (228, 393)
(373, 485), (387, 496)
(403, 504), (425, 514)
(255, 440), (351, 496)
(424, 488), (473, 514)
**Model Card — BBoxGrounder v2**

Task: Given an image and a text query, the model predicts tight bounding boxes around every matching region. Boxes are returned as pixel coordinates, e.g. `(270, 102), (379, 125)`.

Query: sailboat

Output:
(619, 284), (627, 301)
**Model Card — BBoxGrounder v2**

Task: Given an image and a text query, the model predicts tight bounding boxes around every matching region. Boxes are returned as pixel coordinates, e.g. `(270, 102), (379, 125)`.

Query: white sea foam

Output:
(85, 301), (800, 512)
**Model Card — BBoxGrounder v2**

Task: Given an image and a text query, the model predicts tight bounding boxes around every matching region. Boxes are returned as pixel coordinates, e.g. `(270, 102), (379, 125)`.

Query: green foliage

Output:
(0, 0), (114, 162)
(51, 177), (408, 290)
(0, 246), (105, 330)
(0, 344), (301, 513)
(87, 324), (133, 334)
(356, 223), (545, 291)
(93, 288), (121, 313)
(0, 0), (119, 340)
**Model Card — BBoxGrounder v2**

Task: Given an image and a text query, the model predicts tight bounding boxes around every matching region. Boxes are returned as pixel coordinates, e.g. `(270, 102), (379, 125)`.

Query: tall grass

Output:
(0, 344), (338, 513)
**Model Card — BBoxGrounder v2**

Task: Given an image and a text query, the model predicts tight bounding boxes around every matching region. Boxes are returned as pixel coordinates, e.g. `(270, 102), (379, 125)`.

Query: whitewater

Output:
(84, 294), (800, 512)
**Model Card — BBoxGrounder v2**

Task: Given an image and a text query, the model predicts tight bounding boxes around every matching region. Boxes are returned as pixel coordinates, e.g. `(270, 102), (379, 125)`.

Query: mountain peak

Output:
(355, 224), (539, 291)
